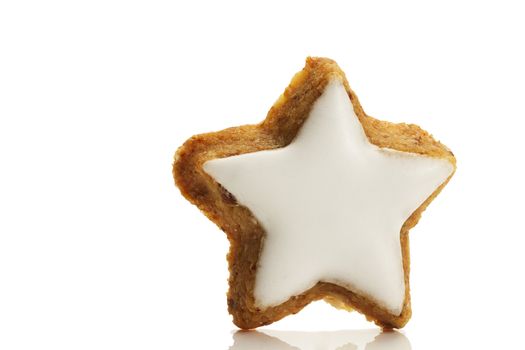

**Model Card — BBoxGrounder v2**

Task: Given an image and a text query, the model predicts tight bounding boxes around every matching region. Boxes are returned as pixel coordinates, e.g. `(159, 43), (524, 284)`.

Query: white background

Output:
(1, 1), (524, 349)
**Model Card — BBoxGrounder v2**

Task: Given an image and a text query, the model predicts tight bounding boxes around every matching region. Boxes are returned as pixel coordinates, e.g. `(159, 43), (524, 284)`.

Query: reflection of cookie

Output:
(173, 57), (456, 329)
(230, 329), (410, 350)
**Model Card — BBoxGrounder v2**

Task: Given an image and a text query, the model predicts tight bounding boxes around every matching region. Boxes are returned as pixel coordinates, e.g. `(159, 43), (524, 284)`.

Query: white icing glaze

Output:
(203, 80), (454, 315)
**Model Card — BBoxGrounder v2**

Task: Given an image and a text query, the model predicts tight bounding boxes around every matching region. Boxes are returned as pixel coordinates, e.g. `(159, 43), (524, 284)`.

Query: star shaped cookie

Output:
(173, 57), (456, 329)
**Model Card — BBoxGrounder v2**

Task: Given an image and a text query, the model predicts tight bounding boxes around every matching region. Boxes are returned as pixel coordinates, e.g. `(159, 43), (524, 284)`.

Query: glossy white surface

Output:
(204, 81), (453, 314)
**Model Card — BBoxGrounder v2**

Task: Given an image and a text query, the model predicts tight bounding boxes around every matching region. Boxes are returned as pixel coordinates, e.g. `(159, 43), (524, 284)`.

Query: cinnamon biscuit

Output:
(173, 57), (455, 329)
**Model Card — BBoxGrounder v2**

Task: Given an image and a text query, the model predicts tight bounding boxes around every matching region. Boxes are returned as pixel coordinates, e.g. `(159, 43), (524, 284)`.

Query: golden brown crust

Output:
(173, 57), (456, 329)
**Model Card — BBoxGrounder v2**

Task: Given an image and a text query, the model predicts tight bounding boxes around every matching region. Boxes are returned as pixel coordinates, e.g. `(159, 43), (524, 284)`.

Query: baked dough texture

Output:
(173, 57), (456, 329)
